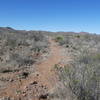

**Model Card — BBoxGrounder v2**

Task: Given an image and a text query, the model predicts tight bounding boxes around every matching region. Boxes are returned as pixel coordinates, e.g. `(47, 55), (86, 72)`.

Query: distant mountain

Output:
(0, 27), (94, 35)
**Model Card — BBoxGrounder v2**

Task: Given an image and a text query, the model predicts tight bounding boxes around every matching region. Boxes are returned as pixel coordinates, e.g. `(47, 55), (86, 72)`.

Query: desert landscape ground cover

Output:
(0, 27), (99, 100)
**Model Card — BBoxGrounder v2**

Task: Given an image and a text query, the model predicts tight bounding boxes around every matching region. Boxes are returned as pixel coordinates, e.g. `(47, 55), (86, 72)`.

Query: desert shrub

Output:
(33, 32), (44, 41)
(5, 36), (17, 48)
(0, 27), (49, 72)
(18, 72), (29, 79)
(57, 33), (100, 100)
(0, 68), (13, 73)
(33, 41), (48, 52)
(55, 35), (65, 46)
(60, 51), (100, 100)
(55, 35), (64, 42)
(9, 53), (35, 67)
(75, 35), (80, 38)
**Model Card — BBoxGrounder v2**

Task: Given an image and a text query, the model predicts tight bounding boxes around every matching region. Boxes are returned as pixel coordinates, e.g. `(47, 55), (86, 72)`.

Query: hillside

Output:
(0, 27), (99, 100)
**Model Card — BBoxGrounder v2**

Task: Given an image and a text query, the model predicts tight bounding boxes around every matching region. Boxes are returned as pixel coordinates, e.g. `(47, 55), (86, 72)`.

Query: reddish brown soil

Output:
(0, 38), (68, 100)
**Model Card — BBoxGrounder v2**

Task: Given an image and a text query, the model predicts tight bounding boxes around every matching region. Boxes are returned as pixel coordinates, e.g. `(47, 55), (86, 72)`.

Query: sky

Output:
(0, 0), (100, 33)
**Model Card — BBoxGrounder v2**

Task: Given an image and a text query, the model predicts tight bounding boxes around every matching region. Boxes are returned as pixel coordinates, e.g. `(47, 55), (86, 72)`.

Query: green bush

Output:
(55, 35), (66, 46)
(55, 35), (64, 42)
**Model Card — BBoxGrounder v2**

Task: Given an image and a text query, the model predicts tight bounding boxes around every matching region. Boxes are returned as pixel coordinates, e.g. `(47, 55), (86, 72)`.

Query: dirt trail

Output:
(0, 38), (66, 100)
(36, 38), (64, 89)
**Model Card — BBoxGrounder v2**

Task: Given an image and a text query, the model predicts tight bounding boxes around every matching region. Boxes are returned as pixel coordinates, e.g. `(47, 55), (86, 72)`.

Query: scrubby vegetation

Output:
(0, 28), (100, 100)
(56, 33), (100, 100)
(0, 27), (48, 73)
